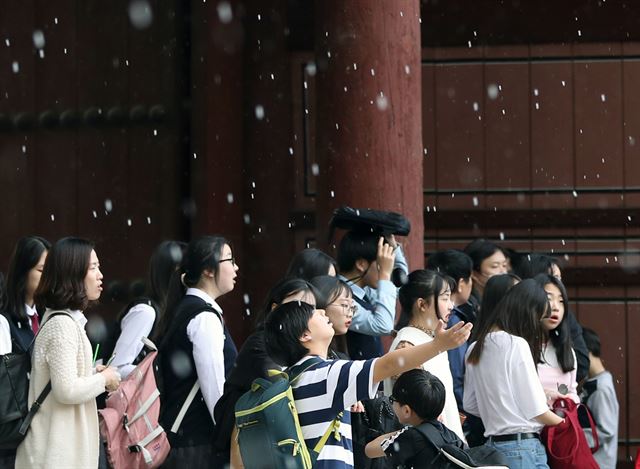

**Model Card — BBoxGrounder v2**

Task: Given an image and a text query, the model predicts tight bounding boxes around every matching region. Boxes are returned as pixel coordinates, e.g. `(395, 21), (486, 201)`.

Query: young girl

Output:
(464, 279), (564, 469)
(154, 236), (239, 467)
(218, 277), (317, 464)
(15, 238), (120, 469)
(534, 273), (579, 404)
(384, 269), (465, 441)
(108, 240), (186, 378)
(310, 275), (355, 358)
(1, 236), (51, 353)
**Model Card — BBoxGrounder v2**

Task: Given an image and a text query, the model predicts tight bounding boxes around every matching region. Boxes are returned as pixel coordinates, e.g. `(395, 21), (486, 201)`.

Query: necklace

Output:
(408, 322), (435, 338)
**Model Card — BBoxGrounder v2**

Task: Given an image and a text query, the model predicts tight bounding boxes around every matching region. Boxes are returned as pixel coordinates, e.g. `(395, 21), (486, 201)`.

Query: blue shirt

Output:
(342, 246), (409, 336)
(447, 306), (468, 410)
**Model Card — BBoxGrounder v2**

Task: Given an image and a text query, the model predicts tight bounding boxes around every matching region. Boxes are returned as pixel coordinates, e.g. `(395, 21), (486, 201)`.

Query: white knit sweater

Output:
(15, 309), (106, 469)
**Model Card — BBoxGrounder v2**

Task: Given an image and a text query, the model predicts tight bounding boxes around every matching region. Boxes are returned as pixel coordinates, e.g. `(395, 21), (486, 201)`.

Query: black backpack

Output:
(415, 422), (511, 469)
(0, 311), (68, 449)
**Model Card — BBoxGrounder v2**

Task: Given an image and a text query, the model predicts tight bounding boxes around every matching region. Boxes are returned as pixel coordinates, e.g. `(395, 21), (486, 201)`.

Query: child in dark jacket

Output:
(365, 369), (464, 468)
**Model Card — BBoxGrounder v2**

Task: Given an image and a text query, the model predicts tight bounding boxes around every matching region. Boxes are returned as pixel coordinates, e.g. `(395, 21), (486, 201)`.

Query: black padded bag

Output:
(328, 206), (411, 242)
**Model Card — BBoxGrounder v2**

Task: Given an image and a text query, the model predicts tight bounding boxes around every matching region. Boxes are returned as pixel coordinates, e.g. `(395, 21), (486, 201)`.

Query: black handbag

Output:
(328, 206), (411, 242)
(0, 312), (67, 449)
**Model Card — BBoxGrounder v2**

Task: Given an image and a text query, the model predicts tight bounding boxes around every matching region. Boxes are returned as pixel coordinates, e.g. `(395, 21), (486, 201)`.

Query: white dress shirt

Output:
(111, 302), (156, 378)
(25, 303), (38, 330)
(185, 288), (226, 421)
(0, 315), (11, 354)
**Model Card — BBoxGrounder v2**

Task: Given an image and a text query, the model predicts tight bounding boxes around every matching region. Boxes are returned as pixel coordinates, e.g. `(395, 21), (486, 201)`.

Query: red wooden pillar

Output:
(314, 1), (424, 269)
(241, 1), (296, 315)
(190, 0), (247, 338)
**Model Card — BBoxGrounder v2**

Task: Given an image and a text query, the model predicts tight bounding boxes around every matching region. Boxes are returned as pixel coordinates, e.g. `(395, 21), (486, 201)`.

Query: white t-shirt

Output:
(464, 331), (549, 436)
(384, 327), (466, 442)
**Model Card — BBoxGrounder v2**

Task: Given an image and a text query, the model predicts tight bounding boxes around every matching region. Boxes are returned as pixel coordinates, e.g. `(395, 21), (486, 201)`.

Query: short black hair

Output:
(513, 253), (557, 279)
(336, 231), (379, 272)
(427, 249), (473, 284)
(582, 327), (601, 358)
(464, 239), (504, 272)
(392, 369), (445, 421)
(264, 301), (315, 367)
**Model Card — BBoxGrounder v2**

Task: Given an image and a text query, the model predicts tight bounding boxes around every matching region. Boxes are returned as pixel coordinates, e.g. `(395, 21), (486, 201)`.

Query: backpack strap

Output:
(18, 311), (73, 436)
(170, 380), (200, 433)
(414, 421), (452, 465)
(7, 317), (29, 354)
(286, 356), (344, 461)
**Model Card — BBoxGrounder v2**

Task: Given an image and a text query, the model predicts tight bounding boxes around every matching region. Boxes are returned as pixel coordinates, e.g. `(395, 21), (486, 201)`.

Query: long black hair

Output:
(117, 240), (186, 324)
(285, 248), (337, 281)
(253, 277), (317, 328)
(153, 235), (228, 342)
(534, 273), (575, 373)
(472, 273), (520, 341)
(397, 269), (453, 329)
(467, 279), (548, 368)
(4, 236), (51, 327)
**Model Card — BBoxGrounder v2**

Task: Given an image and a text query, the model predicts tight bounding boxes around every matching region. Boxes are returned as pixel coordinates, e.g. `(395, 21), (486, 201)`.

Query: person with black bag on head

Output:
(15, 237), (120, 469)
(337, 234), (406, 360)
(153, 236), (239, 468)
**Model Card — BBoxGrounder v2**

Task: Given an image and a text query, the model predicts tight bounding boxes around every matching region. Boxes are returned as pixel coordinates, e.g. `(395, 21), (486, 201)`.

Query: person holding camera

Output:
(337, 232), (408, 359)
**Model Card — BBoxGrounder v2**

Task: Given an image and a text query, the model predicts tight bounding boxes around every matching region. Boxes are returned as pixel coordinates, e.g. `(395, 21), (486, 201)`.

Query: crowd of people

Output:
(0, 232), (620, 469)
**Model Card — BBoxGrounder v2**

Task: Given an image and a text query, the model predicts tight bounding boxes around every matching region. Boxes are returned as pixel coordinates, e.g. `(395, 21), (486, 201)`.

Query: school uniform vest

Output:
(346, 295), (384, 359)
(8, 318), (34, 353)
(160, 295), (238, 447)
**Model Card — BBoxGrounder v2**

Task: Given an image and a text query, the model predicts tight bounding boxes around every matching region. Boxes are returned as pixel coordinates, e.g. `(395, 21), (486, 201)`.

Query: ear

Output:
(299, 330), (312, 343)
(456, 278), (465, 293)
(202, 268), (215, 279)
(354, 258), (369, 274)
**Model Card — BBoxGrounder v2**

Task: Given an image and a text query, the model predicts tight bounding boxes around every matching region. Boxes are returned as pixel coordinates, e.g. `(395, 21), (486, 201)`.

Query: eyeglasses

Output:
(330, 303), (358, 318)
(219, 257), (237, 266)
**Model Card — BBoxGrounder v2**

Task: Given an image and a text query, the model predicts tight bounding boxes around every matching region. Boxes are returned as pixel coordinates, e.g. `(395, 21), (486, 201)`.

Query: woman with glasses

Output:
(384, 269), (466, 442)
(309, 275), (355, 358)
(153, 236), (239, 468)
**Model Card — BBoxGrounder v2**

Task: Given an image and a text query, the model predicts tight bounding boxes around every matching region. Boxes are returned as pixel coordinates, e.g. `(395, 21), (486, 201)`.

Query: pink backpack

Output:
(99, 338), (199, 469)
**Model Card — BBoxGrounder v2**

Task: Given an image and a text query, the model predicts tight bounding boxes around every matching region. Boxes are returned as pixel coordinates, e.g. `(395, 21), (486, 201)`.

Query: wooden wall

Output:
(0, 0), (187, 323)
(422, 43), (640, 463)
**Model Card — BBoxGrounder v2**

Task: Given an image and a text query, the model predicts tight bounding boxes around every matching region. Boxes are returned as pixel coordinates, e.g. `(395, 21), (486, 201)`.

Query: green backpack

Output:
(234, 357), (342, 469)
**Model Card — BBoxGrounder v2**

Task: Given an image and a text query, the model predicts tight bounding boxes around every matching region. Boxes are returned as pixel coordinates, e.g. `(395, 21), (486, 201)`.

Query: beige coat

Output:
(16, 309), (106, 469)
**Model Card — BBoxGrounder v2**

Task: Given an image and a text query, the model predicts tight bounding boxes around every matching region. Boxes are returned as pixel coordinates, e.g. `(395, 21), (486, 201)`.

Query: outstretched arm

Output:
(373, 321), (472, 384)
